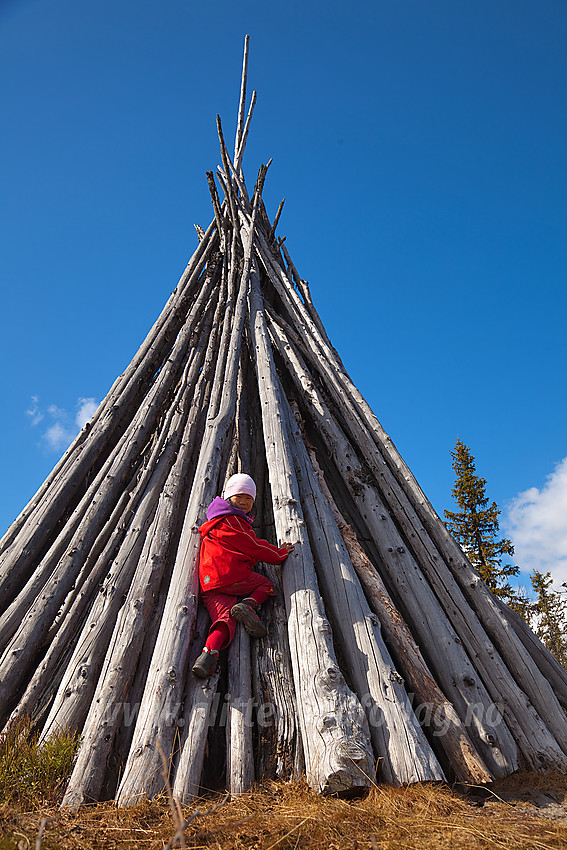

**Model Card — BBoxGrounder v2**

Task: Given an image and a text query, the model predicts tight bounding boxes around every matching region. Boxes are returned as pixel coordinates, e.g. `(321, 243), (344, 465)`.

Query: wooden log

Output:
(235, 358), (304, 782)
(171, 610), (221, 802)
(227, 625), (254, 797)
(258, 239), (567, 760)
(0, 280), (221, 724)
(234, 34), (250, 165)
(266, 317), (521, 777)
(216, 115), (240, 225)
(0, 248), (220, 610)
(248, 264), (374, 795)
(315, 368), (567, 758)
(279, 241), (333, 350)
(300, 430), (492, 784)
(43, 320), (212, 750)
(0, 221), (218, 566)
(268, 199), (285, 243)
(61, 406), (211, 805)
(494, 596), (567, 709)
(264, 297), (567, 769)
(207, 242), (238, 421)
(234, 90), (257, 173)
(220, 115), (254, 208)
(206, 172), (225, 251)
(5, 487), (134, 730)
(222, 399), (255, 799)
(58, 300), (226, 806)
(115, 181), (263, 805)
(0, 282), (214, 655)
(284, 402), (445, 785)
(251, 479), (305, 783)
(0, 447), (126, 654)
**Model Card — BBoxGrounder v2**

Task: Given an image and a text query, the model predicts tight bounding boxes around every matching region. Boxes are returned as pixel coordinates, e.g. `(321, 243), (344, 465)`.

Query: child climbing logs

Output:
(192, 473), (294, 678)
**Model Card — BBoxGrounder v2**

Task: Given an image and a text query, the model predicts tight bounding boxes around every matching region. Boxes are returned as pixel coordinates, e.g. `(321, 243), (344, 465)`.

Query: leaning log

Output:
(267, 316), (520, 777)
(171, 610), (222, 802)
(285, 401), (445, 785)
(300, 431), (492, 784)
(0, 235), (219, 606)
(57, 310), (221, 807)
(115, 176), (263, 805)
(248, 263), (374, 795)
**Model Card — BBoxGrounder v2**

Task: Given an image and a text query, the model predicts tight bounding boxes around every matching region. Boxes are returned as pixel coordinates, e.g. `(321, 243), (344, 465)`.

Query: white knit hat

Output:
(223, 473), (257, 501)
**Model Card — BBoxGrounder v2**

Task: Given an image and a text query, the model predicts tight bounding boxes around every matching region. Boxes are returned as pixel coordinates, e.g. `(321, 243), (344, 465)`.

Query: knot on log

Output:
(166, 667), (177, 683)
(389, 669), (403, 685)
(339, 741), (369, 762)
(318, 667), (342, 689)
(321, 714), (337, 729)
(463, 675), (475, 687)
(396, 546), (405, 554)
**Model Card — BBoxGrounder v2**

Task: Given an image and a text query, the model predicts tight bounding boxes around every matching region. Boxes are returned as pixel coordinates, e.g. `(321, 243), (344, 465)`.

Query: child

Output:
(192, 473), (294, 678)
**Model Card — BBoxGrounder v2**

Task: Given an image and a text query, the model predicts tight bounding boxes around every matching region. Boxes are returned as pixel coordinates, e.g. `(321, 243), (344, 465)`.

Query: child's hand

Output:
(281, 541), (295, 555)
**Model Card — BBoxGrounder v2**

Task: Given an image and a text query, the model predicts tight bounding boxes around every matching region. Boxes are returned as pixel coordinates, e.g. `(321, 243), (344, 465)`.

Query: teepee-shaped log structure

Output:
(1, 38), (567, 807)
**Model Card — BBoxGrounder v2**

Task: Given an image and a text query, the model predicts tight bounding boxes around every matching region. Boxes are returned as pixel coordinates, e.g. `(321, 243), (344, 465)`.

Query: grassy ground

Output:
(2, 721), (566, 848)
(1, 774), (567, 850)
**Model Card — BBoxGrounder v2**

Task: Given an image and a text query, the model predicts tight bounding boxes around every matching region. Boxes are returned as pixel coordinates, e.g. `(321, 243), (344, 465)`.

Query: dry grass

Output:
(1, 774), (567, 850)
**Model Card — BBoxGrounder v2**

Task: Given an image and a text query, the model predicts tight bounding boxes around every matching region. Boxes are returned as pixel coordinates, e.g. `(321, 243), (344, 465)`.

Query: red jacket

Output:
(198, 507), (289, 592)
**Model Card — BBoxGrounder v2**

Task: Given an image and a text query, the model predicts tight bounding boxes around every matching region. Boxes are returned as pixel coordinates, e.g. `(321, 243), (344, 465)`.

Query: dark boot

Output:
(230, 601), (267, 638)
(192, 648), (219, 678)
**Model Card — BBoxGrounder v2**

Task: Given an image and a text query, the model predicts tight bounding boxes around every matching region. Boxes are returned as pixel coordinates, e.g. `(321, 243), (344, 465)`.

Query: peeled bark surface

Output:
(172, 610), (221, 803)
(285, 402), (445, 785)
(249, 265), (375, 795)
(1, 38), (566, 806)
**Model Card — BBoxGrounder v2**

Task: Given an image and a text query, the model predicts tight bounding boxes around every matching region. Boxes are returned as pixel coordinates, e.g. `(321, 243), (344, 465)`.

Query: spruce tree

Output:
(530, 571), (567, 668)
(444, 439), (519, 600)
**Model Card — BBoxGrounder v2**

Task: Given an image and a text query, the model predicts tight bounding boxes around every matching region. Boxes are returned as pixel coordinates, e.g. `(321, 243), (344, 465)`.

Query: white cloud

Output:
(505, 457), (567, 588)
(26, 395), (99, 454)
(25, 396), (44, 426)
(76, 397), (98, 429)
(44, 421), (75, 452)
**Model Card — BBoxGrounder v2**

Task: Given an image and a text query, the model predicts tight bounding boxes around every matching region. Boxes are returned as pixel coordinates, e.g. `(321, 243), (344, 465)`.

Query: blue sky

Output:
(1, 0), (566, 586)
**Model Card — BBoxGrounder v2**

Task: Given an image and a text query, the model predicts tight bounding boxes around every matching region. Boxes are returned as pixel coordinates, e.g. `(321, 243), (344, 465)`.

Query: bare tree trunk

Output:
(301, 433), (492, 784)
(285, 401), (445, 784)
(226, 626), (254, 797)
(0, 234), (219, 605)
(115, 179), (264, 805)
(248, 264), (374, 795)
(266, 309), (567, 773)
(266, 317), (520, 777)
(0, 283), (220, 725)
(171, 610), (221, 802)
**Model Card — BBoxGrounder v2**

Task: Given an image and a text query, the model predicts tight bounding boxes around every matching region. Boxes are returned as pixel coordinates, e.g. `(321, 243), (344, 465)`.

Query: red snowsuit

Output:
(198, 498), (289, 649)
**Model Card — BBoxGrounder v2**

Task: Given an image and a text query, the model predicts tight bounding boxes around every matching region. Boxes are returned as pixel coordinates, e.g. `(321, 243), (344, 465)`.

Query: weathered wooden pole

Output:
(284, 401), (445, 784)
(114, 169), (266, 805)
(248, 262), (374, 795)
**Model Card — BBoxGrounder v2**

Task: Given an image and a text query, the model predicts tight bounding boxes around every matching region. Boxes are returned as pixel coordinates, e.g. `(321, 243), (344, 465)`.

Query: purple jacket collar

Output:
(206, 496), (253, 525)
